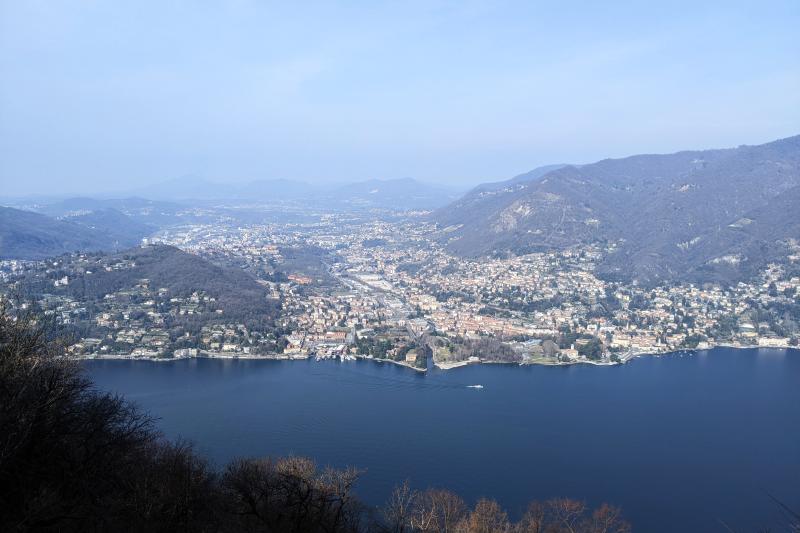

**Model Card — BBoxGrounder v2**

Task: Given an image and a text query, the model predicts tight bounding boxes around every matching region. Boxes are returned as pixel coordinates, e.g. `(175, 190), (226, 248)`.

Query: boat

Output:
(466, 384), (484, 389)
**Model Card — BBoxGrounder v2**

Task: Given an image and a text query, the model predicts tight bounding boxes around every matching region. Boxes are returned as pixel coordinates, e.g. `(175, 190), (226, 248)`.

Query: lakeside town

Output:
(2, 213), (799, 371)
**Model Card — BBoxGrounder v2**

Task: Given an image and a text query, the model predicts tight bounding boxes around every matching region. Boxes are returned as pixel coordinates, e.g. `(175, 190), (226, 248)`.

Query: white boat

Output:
(466, 384), (484, 389)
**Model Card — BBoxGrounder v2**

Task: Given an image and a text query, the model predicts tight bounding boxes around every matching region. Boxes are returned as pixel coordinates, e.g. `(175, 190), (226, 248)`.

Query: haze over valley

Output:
(3, 134), (800, 367)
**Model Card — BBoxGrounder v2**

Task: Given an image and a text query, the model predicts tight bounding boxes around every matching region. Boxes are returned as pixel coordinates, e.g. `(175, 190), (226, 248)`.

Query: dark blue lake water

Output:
(86, 348), (800, 532)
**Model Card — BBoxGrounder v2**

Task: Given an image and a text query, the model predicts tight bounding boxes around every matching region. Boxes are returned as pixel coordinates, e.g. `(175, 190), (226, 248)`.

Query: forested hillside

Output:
(434, 135), (800, 284)
(18, 245), (279, 324)
(0, 206), (151, 259)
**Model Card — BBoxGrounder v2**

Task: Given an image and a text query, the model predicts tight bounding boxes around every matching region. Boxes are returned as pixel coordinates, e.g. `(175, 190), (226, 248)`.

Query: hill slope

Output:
(22, 245), (278, 320)
(435, 165), (568, 228)
(0, 207), (149, 260)
(64, 208), (156, 245)
(470, 164), (568, 194)
(434, 135), (800, 284)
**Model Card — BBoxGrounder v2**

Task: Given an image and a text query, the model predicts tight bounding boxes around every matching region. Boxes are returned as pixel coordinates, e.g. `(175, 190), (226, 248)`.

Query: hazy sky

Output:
(1, 1), (798, 195)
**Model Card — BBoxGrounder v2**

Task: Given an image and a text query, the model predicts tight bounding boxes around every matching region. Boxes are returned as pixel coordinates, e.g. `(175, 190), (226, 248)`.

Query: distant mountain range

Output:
(0, 174), (459, 259)
(0, 206), (153, 260)
(132, 176), (462, 210)
(326, 177), (459, 210)
(433, 135), (800, 284)
(36, 196), (181, 218)
(6, 135), (799, 286)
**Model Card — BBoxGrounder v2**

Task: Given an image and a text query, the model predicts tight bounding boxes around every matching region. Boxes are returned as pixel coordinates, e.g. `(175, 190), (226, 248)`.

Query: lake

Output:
(86, 348), (800, 532)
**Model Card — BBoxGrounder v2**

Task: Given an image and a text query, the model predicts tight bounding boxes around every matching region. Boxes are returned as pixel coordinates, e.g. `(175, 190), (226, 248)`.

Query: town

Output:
(2, 214), (799, 370)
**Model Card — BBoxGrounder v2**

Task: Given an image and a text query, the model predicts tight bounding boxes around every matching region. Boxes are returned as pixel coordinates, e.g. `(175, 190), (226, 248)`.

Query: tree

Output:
(0, 306), (159, 530)
(513, 499), (631, 533)
(411, 488), (467, 532)
(547, 498), (587, 532)
(586, 503), (631, 533)
(381, 481), (417, 533)
(768, 282), (778, 298)
(0, 305), (362, 532)
(221, 456), (363, 532)
(577, 337), (603, 360)
(542, 339), (560, 358)
(516, 501), (547, 533)
(457, 498), (510, 533)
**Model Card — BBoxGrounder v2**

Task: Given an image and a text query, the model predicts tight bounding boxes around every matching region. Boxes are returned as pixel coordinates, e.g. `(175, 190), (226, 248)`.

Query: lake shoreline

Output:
(83, 344), (800, 533)
(74, 344), (798, 371)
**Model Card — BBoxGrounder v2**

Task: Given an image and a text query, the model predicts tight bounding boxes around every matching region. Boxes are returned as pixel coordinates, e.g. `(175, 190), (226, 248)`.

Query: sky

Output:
(1, 1), (798, 196)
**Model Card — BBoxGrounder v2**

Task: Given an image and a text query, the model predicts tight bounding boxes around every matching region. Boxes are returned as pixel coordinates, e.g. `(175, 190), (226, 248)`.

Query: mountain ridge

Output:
(133, 176), (462, 209)
(433, 135), (800, 284)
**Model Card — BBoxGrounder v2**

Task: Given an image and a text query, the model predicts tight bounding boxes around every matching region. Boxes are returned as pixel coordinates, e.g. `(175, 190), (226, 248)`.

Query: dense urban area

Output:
(2, 212), (798, 371)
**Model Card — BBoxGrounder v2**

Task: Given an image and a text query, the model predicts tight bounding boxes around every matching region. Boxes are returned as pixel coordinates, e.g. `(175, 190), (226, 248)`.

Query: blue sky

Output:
(1, 1), (798, 195)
